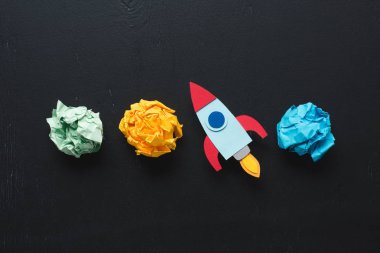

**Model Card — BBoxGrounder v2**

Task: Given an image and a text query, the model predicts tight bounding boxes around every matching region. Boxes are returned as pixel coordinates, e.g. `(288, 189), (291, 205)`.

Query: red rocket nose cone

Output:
(189, 81), (216, 112)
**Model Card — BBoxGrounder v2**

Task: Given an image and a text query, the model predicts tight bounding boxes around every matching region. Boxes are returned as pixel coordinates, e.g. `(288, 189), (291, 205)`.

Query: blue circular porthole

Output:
(206, 111), (227, 131)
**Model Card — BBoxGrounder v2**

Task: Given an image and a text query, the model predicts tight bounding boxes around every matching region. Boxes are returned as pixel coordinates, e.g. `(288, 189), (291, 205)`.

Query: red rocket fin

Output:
(204, 136), (222, 171)
(237, 115), (268, 139)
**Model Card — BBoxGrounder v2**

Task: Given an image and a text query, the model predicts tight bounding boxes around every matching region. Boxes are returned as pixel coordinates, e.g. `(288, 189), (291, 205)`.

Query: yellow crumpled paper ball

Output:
(119, 99), (183, 157)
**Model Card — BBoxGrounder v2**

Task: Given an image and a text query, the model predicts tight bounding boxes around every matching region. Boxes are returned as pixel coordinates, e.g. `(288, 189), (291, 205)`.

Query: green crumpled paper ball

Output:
(46, 100), (103, 158)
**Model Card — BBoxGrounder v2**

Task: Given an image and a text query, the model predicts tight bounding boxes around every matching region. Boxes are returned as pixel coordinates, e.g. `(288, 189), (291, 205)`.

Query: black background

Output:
(1, 0), (380, 252)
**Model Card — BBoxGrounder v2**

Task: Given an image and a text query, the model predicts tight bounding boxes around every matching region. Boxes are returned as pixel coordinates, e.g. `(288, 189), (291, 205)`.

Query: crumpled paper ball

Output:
(46, 100), (103, 158)
(277, 102), (335, 161)
(119, 99), (183, 157)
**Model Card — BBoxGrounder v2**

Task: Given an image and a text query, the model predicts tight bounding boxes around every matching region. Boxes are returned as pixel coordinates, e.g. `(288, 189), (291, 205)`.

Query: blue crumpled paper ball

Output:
(277, 102), (335, 161)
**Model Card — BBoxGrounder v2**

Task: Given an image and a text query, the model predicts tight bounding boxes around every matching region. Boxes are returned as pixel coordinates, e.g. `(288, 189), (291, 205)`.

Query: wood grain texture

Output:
(0, 1), (22, 213)
(120, 0), (151, 29)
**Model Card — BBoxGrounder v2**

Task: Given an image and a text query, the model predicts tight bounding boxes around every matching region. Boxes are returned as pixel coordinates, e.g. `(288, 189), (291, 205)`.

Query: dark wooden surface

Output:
(1, 0), (380, 252)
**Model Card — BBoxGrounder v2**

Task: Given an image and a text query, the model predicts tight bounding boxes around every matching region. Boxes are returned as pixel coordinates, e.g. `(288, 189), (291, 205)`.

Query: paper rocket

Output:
(190, 82), (267, 178)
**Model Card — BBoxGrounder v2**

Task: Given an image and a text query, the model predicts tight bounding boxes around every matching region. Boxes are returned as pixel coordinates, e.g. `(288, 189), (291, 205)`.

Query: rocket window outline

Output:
(206, 111), (227, 132)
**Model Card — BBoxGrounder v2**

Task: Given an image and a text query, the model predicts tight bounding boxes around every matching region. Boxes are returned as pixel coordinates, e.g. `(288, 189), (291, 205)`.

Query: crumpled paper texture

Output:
(277, 102), (335, 161)
(46, 100), (103, 158)
(119, 99), (183, 157)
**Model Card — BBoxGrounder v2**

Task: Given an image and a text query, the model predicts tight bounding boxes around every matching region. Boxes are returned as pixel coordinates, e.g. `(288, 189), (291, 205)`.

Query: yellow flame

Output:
(240, 154), (260, 178)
